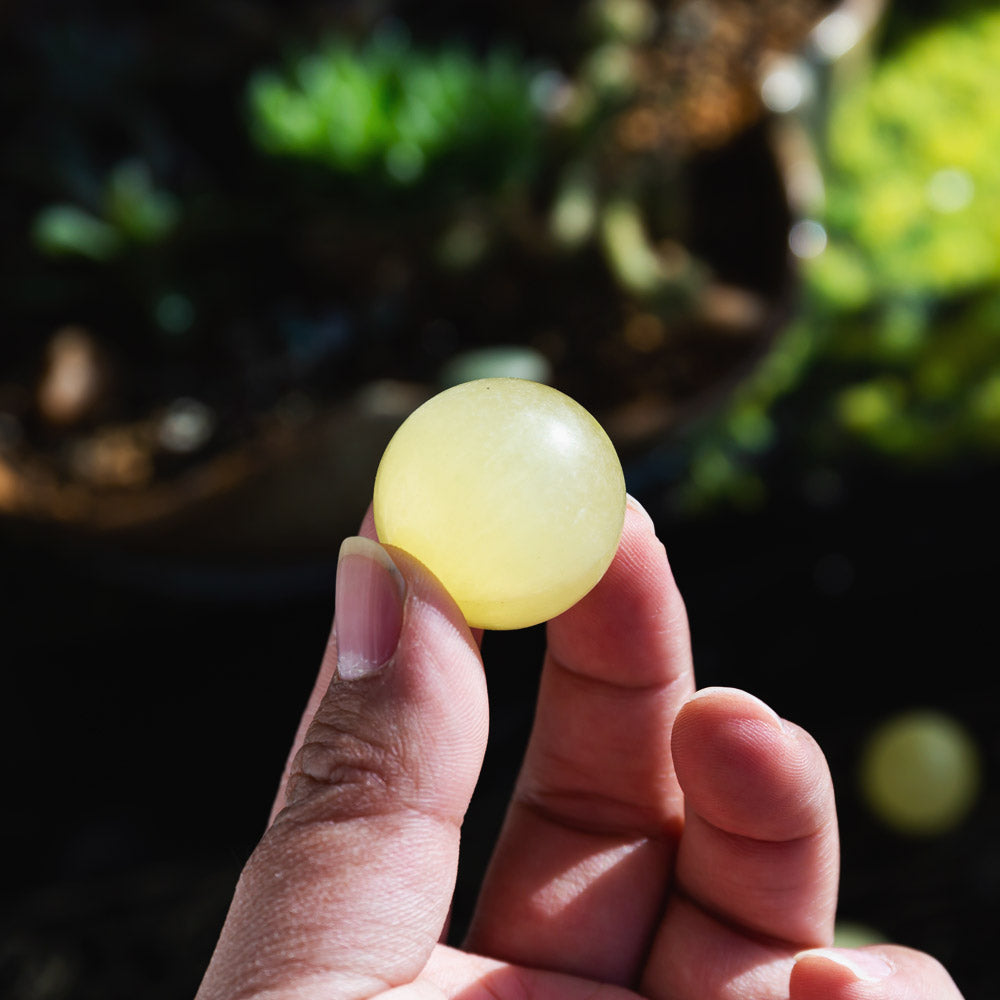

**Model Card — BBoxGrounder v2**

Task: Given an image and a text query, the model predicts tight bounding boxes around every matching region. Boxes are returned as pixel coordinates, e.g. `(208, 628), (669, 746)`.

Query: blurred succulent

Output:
(584, 0), (657, 46)
(247, 30), (543, 198)
(814, 7), (1000, 305)
(814, 7), (1000, 460)
(827, 288), (1000, 459)
(677, 7), (1000, 510)
(31, 204), (121, 263)
(103, 161), (181, 245)
(32, 160), (180, 262)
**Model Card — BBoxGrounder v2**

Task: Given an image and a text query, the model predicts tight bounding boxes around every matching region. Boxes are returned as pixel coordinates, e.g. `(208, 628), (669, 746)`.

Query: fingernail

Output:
(335, 536), (405, 680)
(794, 948), (893, 983)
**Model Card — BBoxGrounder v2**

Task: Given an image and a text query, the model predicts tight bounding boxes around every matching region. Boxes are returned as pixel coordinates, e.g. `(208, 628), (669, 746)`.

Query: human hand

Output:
(196, 498), (964, 999)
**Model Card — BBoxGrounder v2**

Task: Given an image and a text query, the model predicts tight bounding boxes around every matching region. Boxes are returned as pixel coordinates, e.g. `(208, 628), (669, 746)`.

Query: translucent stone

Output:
(374, 378), (626, 629)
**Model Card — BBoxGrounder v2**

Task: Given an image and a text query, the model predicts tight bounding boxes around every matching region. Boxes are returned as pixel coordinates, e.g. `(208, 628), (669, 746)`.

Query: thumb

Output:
(197, 536), (489, 1000)
(791, 945), (965, 999)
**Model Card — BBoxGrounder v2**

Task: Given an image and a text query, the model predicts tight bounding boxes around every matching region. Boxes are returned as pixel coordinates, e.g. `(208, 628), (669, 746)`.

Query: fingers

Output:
(197, 538), (489, 1000)
(641, 687), (839, 1000)
(791, 945), (966, 999)
(464, 497), (696, 985)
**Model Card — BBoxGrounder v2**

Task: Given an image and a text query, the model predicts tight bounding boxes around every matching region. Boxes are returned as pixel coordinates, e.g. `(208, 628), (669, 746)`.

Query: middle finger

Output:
(464, 499), (696, 985)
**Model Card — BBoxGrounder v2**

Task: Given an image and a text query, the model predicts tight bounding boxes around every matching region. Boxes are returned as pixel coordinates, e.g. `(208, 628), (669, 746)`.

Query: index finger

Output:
(464, 496), (696, 985)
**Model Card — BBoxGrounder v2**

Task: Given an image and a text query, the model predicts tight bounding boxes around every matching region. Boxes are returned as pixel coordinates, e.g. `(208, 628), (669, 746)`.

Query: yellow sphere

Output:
(859, 709), (981, 836)
(373, 378), (626, 629)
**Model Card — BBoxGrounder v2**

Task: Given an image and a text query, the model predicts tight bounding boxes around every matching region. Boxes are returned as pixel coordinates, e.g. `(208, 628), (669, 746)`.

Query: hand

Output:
(196, 498), (964, 999)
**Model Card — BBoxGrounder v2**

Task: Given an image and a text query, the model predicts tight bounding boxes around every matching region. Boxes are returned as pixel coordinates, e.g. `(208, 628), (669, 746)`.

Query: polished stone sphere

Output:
(374, 378), (626, 629)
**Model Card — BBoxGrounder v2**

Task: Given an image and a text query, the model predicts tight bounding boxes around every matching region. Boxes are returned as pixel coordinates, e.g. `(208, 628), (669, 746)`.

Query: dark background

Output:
(3, 453), (997, 999)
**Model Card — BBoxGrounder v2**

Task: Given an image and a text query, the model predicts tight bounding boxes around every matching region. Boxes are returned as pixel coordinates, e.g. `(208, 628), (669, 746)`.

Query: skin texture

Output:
(197, 499), (965, 1000)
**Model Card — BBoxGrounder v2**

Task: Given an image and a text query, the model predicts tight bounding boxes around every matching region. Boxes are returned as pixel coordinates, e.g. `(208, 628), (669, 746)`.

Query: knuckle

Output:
(283, 713), (409, 819)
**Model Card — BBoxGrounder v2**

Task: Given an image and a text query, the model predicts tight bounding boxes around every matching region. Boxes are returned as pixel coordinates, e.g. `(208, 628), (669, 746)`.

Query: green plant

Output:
(813, 7), (1000, 305)
(247, 30), (543, 198)
(677, 7), (1000, 510)
(813, 6), (1000, 461)
(32, 160), (180, 262)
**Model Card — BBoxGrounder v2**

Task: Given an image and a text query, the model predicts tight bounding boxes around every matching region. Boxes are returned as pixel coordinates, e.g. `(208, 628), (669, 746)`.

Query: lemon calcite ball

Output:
(373, 378), (626, 629)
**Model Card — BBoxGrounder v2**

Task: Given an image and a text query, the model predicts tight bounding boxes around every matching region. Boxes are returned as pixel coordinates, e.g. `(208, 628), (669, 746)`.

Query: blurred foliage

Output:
(32, 161), (180, 262)
(247, 29), (544, 199)
(678, 5), (1000, 511)
(814, 7), (1000, 302)
(3, 0), (798, 495)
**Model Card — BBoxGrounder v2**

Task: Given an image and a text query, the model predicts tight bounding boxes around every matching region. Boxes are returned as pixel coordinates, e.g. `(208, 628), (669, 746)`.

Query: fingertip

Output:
(617, 494), (668, 574)
(792, 945), (966, 1000)
(395, 537), (490, 709)
(359, 503), (378, 540)
(270, 531), (485, 826)
(677, 686), (784, 731)
(672, 687), (833, 843)
(546, 490), (692, 687)
(792, 948), (894, 993)
(625, 493), (656, 534)
(672, 688), (787, 800)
